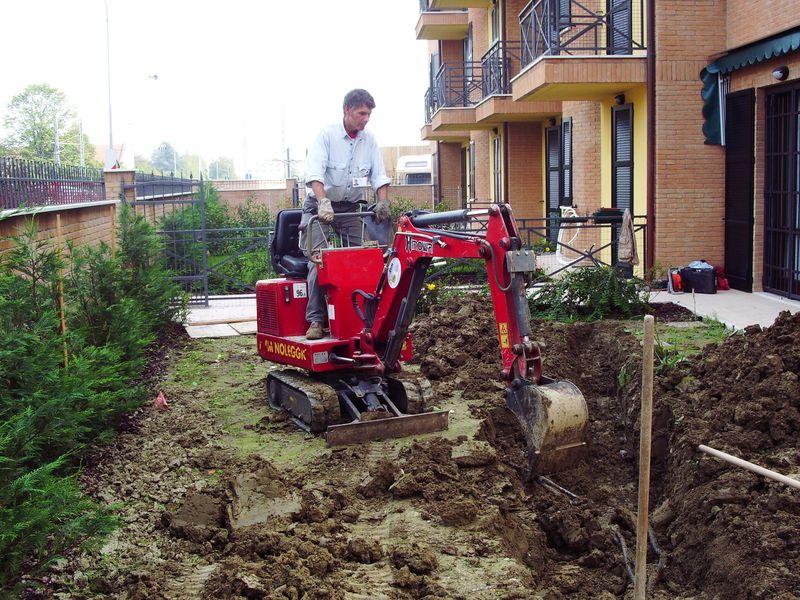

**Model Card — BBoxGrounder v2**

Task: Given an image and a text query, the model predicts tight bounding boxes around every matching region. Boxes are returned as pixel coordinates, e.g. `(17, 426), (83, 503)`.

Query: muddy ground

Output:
(31, 298), (799, 599)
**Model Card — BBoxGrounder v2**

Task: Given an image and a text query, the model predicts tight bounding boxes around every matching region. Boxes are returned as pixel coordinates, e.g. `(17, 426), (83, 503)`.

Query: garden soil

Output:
(32, 298), (799, 599)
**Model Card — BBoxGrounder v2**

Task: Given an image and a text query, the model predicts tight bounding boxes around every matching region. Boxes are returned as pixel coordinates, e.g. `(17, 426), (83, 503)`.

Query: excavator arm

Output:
(358, 204), (588, 474)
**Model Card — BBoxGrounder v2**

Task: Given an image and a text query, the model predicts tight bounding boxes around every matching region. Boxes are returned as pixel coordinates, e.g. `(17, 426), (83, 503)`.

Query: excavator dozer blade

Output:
(326, 410), (449, 447)
(506, 379), (588, 476)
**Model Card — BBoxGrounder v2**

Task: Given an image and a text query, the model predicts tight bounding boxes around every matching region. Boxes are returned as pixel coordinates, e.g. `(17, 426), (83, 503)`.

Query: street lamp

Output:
(104, 0), (117, 169)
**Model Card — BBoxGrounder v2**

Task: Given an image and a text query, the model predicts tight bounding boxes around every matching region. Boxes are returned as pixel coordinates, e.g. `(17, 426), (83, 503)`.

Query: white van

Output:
(395, 154), (432, 185)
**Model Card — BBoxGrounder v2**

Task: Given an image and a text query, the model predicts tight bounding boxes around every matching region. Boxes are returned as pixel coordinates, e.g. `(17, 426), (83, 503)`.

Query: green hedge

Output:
(0, 204), (186, 593)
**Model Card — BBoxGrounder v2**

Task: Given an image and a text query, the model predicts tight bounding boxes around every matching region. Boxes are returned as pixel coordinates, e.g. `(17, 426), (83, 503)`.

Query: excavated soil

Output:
(32, 297), (799, 599)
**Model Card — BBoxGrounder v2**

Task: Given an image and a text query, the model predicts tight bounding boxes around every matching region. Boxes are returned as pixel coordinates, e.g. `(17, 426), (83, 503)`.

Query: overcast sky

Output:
(0, 0), (429, 177)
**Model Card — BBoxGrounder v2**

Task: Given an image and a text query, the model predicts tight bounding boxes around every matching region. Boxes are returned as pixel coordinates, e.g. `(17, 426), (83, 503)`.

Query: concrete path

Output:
(650, 289), (800, 330)
(184, 295), (256, 338)
(184, 289), (800, 338)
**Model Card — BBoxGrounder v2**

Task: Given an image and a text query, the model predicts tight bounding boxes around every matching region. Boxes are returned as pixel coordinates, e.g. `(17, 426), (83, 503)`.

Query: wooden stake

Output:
(109, 204), (116, 258)
(55, 214), (68, 368)
(635, 314), (655, 599)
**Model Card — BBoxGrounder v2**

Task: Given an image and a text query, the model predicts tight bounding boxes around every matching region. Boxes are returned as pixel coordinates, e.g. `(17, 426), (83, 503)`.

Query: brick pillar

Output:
(104, 169), (136, 201)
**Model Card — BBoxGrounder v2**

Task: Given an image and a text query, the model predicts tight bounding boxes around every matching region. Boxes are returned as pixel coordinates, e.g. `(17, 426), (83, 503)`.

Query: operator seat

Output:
(269, 209), (309, 279)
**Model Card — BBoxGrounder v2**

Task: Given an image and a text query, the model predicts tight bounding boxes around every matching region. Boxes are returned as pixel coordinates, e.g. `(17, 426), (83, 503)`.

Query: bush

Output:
(529, 266), (649, 321)
(0, 212), (186, 593)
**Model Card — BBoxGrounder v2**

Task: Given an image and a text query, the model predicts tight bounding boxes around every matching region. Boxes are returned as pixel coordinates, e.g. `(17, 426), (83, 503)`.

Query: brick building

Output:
(417, 0), (800, 300)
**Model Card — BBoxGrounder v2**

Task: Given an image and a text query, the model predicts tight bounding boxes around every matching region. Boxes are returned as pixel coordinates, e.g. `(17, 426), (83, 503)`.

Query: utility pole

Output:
(173, 146), (177, 175)
(104, 0), (115, 170)
(79, 119), (85, 171)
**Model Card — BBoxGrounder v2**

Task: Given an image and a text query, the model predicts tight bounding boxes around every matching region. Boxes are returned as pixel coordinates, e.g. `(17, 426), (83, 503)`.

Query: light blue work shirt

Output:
(304, 121), (391, 203)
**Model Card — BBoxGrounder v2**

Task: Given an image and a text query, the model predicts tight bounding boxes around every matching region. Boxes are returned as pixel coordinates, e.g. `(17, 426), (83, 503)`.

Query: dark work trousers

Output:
(298, 197), (363, 324)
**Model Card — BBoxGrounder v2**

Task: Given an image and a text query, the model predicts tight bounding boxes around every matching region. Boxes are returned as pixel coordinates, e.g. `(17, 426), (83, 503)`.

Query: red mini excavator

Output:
(257, 204), (588, 475)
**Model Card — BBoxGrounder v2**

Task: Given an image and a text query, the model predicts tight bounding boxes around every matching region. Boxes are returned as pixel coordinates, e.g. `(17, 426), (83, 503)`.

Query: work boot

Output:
(306, 322), (325, 340)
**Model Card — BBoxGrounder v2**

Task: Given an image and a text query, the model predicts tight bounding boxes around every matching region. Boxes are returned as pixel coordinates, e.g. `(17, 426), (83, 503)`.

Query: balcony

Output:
(426, 0), (492, 8)
(477, 40), (562, 124)
(416, 6), (470, 40)
(512, 0), (647, 101)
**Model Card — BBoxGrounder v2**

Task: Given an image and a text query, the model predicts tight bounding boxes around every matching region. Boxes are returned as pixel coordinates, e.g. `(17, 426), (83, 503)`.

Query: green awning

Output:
(701, 28), (800, 145)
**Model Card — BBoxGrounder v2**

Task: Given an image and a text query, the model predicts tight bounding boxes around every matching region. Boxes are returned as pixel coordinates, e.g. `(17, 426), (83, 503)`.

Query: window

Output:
(468, 139), (476, 199)
(492, 133), (502, 202)
(612, 105), (633, 213)
(607, 0), (632, 55)
(545, 119), (573, 240)
(464, 24), (473, 83)
(490, 2), (500, 43)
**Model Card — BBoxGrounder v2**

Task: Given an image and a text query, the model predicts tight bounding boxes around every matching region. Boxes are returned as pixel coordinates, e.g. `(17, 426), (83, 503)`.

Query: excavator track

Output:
(386, 374), (434, 414)
(266, 370), (340, 433)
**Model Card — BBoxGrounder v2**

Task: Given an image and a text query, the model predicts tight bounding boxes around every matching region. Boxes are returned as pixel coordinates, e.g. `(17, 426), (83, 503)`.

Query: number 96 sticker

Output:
(293, 283), (307, 298)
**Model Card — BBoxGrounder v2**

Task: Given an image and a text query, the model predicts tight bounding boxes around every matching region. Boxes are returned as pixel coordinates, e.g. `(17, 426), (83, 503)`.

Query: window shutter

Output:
(468, 140), (476, 200)
(607, 0), (632, 55)
(546, 126), (562, 241)
(561, 119), (572, 205)
(558, 0), (571, 29)
(612, 105), (633, 212)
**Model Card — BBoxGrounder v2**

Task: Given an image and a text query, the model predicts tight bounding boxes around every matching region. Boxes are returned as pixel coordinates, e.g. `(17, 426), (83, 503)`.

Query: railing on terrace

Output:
(434, 62), (484, 109)
(424, 87), (438, 123)
(132, 172), (196, 199)
(481, 41), (524, 96)
(0, 157), (105, 211)
(419, 0), (466, 12)
(520, 0), (646, 68)
(425, 202), (647, 283)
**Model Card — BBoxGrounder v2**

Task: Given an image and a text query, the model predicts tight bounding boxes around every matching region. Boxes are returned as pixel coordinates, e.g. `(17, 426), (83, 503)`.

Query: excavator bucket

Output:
(506, 378), (588, 476)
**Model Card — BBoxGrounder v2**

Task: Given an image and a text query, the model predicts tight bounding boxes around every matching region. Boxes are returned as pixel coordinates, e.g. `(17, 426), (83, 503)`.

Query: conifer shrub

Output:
(0, 207), (185, 593)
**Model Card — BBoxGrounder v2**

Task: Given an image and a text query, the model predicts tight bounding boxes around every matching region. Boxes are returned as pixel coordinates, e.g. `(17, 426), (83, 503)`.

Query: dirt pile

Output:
(642, 311), (800, 598)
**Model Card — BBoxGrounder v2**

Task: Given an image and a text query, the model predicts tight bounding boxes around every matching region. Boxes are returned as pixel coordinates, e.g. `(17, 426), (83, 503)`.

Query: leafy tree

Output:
(1, 84), (98, 167)
(151, 141), (179, 173)
(134, 153), (154, 173)
(208, 156), (237, 180)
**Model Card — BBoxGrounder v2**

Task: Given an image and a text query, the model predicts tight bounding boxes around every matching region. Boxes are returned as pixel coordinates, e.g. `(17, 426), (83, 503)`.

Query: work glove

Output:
(374, 200), (391, 224)
(317, 197), (334, 224)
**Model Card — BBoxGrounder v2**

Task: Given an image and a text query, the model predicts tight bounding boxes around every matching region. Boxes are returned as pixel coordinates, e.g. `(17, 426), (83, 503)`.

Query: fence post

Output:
(55, 214), (68, 368)
(109, 204), (116, 258)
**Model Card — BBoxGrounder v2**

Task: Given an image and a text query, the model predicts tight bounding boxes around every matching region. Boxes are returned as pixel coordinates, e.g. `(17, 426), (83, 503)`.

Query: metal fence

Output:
(132, 171), (196, 199)
(424, 202), (647, 283)
(520, 0), (646, 67)
(0, 156), (105, 211)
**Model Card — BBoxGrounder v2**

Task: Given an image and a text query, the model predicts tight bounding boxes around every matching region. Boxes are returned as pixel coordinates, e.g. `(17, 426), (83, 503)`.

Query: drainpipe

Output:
(503, 122), (510, 203)
(646, 0), (656, 275)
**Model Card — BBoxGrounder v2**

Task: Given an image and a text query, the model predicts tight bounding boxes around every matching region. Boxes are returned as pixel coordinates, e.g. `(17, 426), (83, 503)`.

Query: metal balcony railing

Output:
(481, 40), (524, 96)
(519, 0), (646, 68)
(434, 62), (484, 109)
(424, 87), (438, 123)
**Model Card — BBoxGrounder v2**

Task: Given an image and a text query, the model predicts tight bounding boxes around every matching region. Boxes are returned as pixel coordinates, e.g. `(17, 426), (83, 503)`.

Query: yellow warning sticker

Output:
(498, 322), (510, 349)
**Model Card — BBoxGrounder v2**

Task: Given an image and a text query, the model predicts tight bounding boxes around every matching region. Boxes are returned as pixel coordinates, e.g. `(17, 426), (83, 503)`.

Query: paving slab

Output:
(230, 321), (258, 335)
(650, 289), (800, 330)
(185, 324), (241, 338)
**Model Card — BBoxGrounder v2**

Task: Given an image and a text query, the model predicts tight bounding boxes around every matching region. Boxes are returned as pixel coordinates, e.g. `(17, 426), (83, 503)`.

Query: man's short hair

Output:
(343, 89), (376, 111)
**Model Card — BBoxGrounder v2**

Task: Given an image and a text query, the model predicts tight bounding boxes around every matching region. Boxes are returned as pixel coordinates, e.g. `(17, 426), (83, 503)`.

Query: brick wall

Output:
(506, 122), (542, 220)
(218, 189), (294, 213)
(469, 7), (489, 57)
(440, 39), (463, 67)
(563, 101), (602, 215)
(437, 141), (463, 205)
(726, 0), (800, 50)
(654, 0), (727, 269)
(472, 130), (492, 200)
(0, 202), (117, 254)
(388, 185), (435, 210)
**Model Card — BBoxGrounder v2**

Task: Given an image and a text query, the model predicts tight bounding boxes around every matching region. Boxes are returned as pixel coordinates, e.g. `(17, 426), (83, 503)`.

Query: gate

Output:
(764, 84), (800, 300)
(127, 174), (272, 306)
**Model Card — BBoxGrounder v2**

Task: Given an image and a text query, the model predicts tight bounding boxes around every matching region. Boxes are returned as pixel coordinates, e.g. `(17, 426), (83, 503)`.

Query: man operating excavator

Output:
(300, 88), (392, 340)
